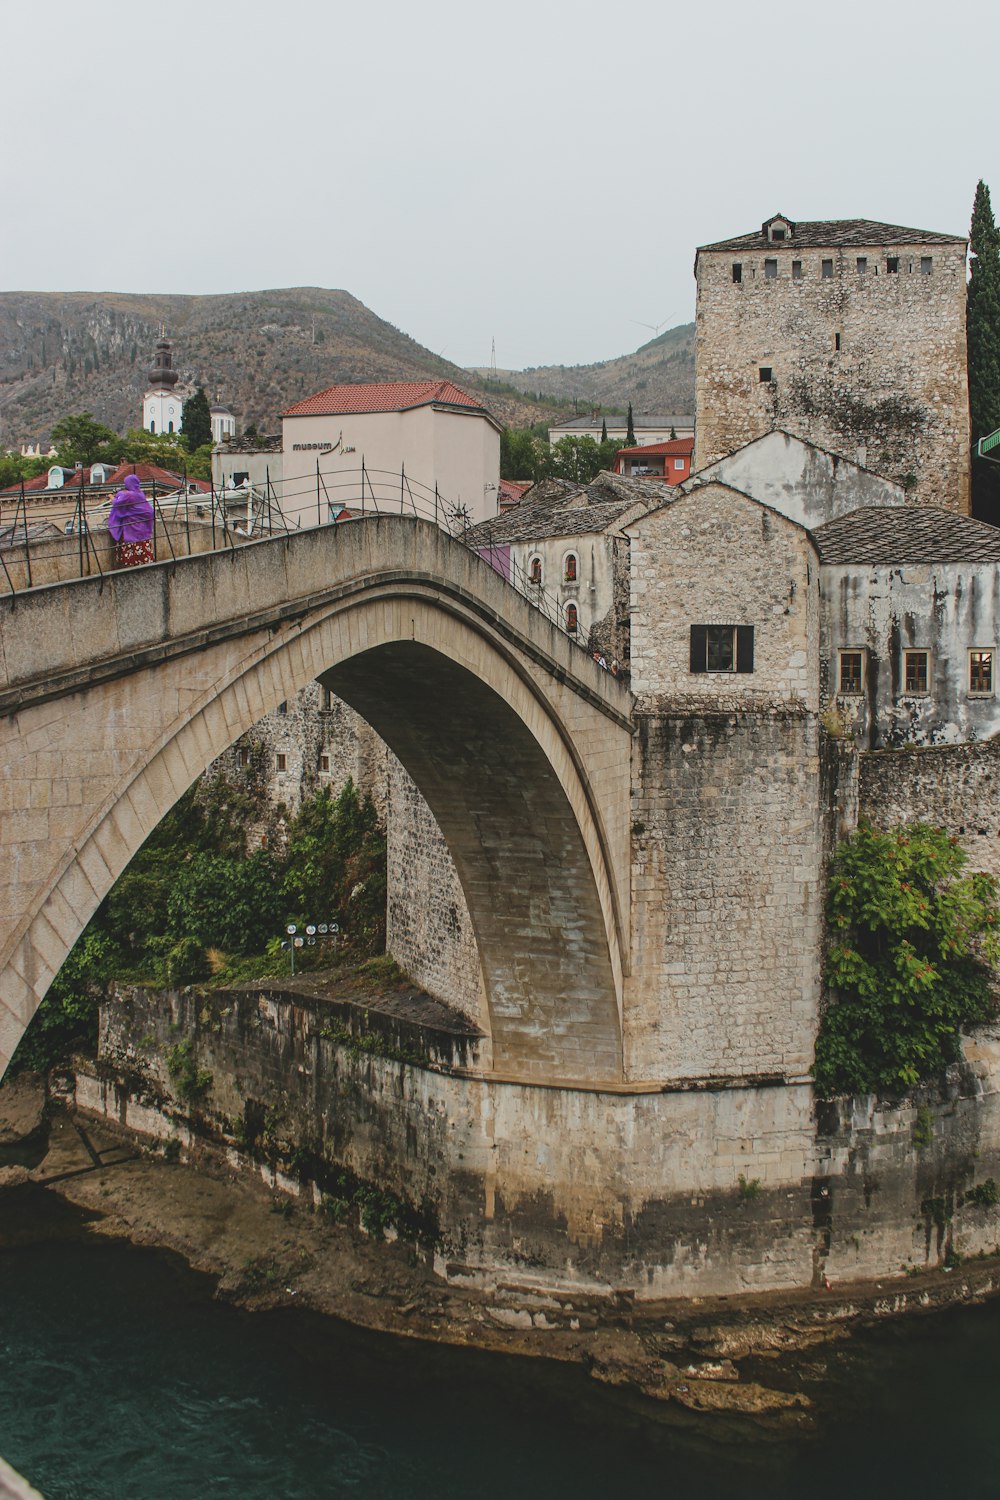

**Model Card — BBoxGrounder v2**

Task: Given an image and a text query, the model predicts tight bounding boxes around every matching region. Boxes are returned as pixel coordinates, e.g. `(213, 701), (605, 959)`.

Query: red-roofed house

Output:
(0, 460), (209, 502)
(281, 379), (501, 527)
(612, 436), (694, 483)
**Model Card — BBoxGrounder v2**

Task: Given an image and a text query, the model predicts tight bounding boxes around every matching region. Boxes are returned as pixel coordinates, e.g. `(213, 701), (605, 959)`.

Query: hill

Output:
(0, 288), (560, 447)
(474, 322), (696, 418)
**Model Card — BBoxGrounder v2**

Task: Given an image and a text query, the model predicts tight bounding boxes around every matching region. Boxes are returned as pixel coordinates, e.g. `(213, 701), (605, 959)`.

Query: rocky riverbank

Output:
(3, 1072), (1000, 1430)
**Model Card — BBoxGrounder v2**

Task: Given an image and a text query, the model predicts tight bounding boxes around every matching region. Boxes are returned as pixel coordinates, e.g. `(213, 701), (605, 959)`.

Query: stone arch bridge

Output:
(0, 519), (633, 1086)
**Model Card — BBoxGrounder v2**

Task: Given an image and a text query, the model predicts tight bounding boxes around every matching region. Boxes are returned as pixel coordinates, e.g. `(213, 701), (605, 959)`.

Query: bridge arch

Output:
(0, 521), (632, 1085)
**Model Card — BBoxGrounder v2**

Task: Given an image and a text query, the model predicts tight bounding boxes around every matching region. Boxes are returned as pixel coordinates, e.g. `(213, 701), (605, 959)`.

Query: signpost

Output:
(280, 920), (340, 975)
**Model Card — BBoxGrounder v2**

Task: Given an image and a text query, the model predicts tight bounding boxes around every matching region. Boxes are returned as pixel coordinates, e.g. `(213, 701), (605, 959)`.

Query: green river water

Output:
(1, 1198), (998, 1499)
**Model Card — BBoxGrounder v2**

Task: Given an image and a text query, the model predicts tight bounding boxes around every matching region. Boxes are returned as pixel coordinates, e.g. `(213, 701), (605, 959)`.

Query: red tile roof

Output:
(106, 462), (209, 492)
(0, 461), (208, 500)
(283, 379), (490, 419)
(498, 478), (532, 509)
(615, 437), (694, 458)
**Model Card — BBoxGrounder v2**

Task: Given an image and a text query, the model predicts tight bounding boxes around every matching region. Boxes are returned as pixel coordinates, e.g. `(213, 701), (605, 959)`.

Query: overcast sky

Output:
(3, 0), (998, 371)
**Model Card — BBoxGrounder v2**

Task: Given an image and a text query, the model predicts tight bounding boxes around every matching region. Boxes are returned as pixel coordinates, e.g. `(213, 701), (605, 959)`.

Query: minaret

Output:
(142, 329), (183, 435)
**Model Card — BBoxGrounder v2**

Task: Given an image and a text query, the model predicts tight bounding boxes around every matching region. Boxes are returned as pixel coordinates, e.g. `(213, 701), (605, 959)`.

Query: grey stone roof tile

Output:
(698, 218), (964, 255)
(811, 507), (1000, 565)
(466, 472), (664, 545)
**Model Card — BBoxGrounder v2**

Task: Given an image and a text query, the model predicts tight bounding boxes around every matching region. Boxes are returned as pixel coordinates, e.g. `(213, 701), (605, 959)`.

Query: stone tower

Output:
(142, 332), (183, 437)
(693, 214), (970, 513)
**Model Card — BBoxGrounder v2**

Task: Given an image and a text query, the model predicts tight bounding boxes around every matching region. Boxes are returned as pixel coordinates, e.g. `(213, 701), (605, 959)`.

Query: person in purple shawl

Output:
(107, 474), (154, 567)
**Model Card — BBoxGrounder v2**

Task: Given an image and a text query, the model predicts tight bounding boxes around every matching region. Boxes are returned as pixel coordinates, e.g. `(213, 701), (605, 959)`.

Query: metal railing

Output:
(0, 461), (589, 658)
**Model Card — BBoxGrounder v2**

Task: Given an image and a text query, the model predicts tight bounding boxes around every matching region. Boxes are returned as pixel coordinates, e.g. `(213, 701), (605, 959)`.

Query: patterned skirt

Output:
(115, 539), (154, 568)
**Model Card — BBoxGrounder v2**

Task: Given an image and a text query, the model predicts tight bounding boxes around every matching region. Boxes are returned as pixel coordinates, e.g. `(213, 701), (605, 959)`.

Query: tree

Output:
(625, 402), (636, 446)
(50, 413), (122, 466)
(500, 423), (555, 482)
(814, 823), (1000, 1096)
(182, 386), (213, 453)
(119, 428), (188, 472)
(968, 181), (1000, 519)
(600, 417), (608, 442)
(281, 781), (387, 955)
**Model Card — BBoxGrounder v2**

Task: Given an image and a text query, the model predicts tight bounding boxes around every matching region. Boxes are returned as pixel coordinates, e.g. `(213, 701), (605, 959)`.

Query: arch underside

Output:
(325, 644), (622, 1083)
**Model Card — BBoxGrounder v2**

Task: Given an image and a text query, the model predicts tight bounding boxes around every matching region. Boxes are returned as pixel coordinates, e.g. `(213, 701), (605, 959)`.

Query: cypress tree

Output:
(182, 386), (213, 452)
(626, 402), (636, 445)
(968, 180), (1000, 519)
(968, 180), (1000, 442)
(600, 416), (608, 442)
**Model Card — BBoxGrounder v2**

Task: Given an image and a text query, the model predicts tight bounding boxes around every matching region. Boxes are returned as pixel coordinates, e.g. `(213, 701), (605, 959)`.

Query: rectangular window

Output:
(887, 256), (899, 274)
(238, 748), (250, 769)
(673, 457), (686, 470)
(920, 256), (933, 275)
(970, 649), (994, 695)
(764, 258), (778, 279)
(771, 227), (786, 241)
(732, 262), (742, 283)
(276, 753), (287, 771)
(792, 260), (802, 279)
(320, 754), (330, 772)
(838, 650), (864, 695)
(857, 256), (868, 274)
(835, 332), (841, 352)
(759, 366), (773, 383)
(822, 258), (833, 278)
(320, 686), (332, 712)
(904, 650), (929, 695)
(690, 624), (754, 674)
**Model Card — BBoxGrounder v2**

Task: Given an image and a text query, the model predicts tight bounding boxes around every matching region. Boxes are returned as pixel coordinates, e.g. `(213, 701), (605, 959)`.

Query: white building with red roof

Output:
(280, 379), (501, 528)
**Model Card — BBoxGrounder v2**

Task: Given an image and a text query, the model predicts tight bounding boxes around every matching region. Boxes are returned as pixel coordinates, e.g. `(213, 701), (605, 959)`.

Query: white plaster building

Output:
(548, 414), (693, 448)
(280, 380), (501, 529)
(210, 404), (237, 445)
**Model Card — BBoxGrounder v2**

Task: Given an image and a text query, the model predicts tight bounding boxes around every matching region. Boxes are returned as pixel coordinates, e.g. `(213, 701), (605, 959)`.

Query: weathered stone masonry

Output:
(694, 217), (970, 513)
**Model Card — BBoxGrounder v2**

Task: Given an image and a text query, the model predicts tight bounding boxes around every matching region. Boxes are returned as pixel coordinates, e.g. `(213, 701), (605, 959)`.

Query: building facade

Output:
(281, 380), (501, 528)
(613, 436), (693, 481)
(693, 214), (970, 513)
(548, 414), (693, 448)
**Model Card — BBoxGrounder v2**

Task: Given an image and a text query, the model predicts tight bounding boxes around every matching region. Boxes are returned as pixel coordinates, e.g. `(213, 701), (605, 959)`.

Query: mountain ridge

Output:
(0, 287), (696, 447)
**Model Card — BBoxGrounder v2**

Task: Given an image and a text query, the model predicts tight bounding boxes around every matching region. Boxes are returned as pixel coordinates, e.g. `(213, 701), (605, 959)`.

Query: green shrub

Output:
(165, 937), (210, 987)
(814, 824), (1000, 1096)
(165, 1039), (213, 1103)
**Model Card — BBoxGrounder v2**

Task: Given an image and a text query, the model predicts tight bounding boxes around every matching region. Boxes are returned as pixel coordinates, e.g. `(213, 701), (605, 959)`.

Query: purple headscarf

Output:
(108, 474), (154, 543)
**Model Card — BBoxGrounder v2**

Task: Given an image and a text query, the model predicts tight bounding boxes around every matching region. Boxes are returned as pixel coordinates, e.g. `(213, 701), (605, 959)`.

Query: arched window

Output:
(167, 421), (174, 434)
(528, 556), (543, 585)
(565, 603), (578, 633)
(564, 553), (577, 582)
(149, 420), (156, 434)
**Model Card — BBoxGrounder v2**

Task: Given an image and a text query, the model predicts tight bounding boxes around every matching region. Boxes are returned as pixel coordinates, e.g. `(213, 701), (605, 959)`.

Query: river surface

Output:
(2, 1220), (1000, 1499)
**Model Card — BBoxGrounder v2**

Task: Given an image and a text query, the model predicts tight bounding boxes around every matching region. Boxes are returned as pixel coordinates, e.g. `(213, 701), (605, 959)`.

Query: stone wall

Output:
(82, 983), (1000, 1299)
(385, 758), (486, 1032)
(821, 563), (1000, 750)
(211, 683), (391, 841)
(694, 237), (970, 512)
(627, 711), (823, 1081)
(627, 483), (820, 710)
(859, 739), (1000, 878)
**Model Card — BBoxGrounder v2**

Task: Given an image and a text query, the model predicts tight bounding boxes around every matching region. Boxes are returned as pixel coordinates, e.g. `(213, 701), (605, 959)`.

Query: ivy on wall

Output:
(814, 823), (1000, 1096)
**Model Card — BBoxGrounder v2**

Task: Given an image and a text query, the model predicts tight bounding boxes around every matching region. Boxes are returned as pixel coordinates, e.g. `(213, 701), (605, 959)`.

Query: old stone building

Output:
(466, 472), (664, 665)
(814, 505), (1000, 749)
(693, 214), (970, 513)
